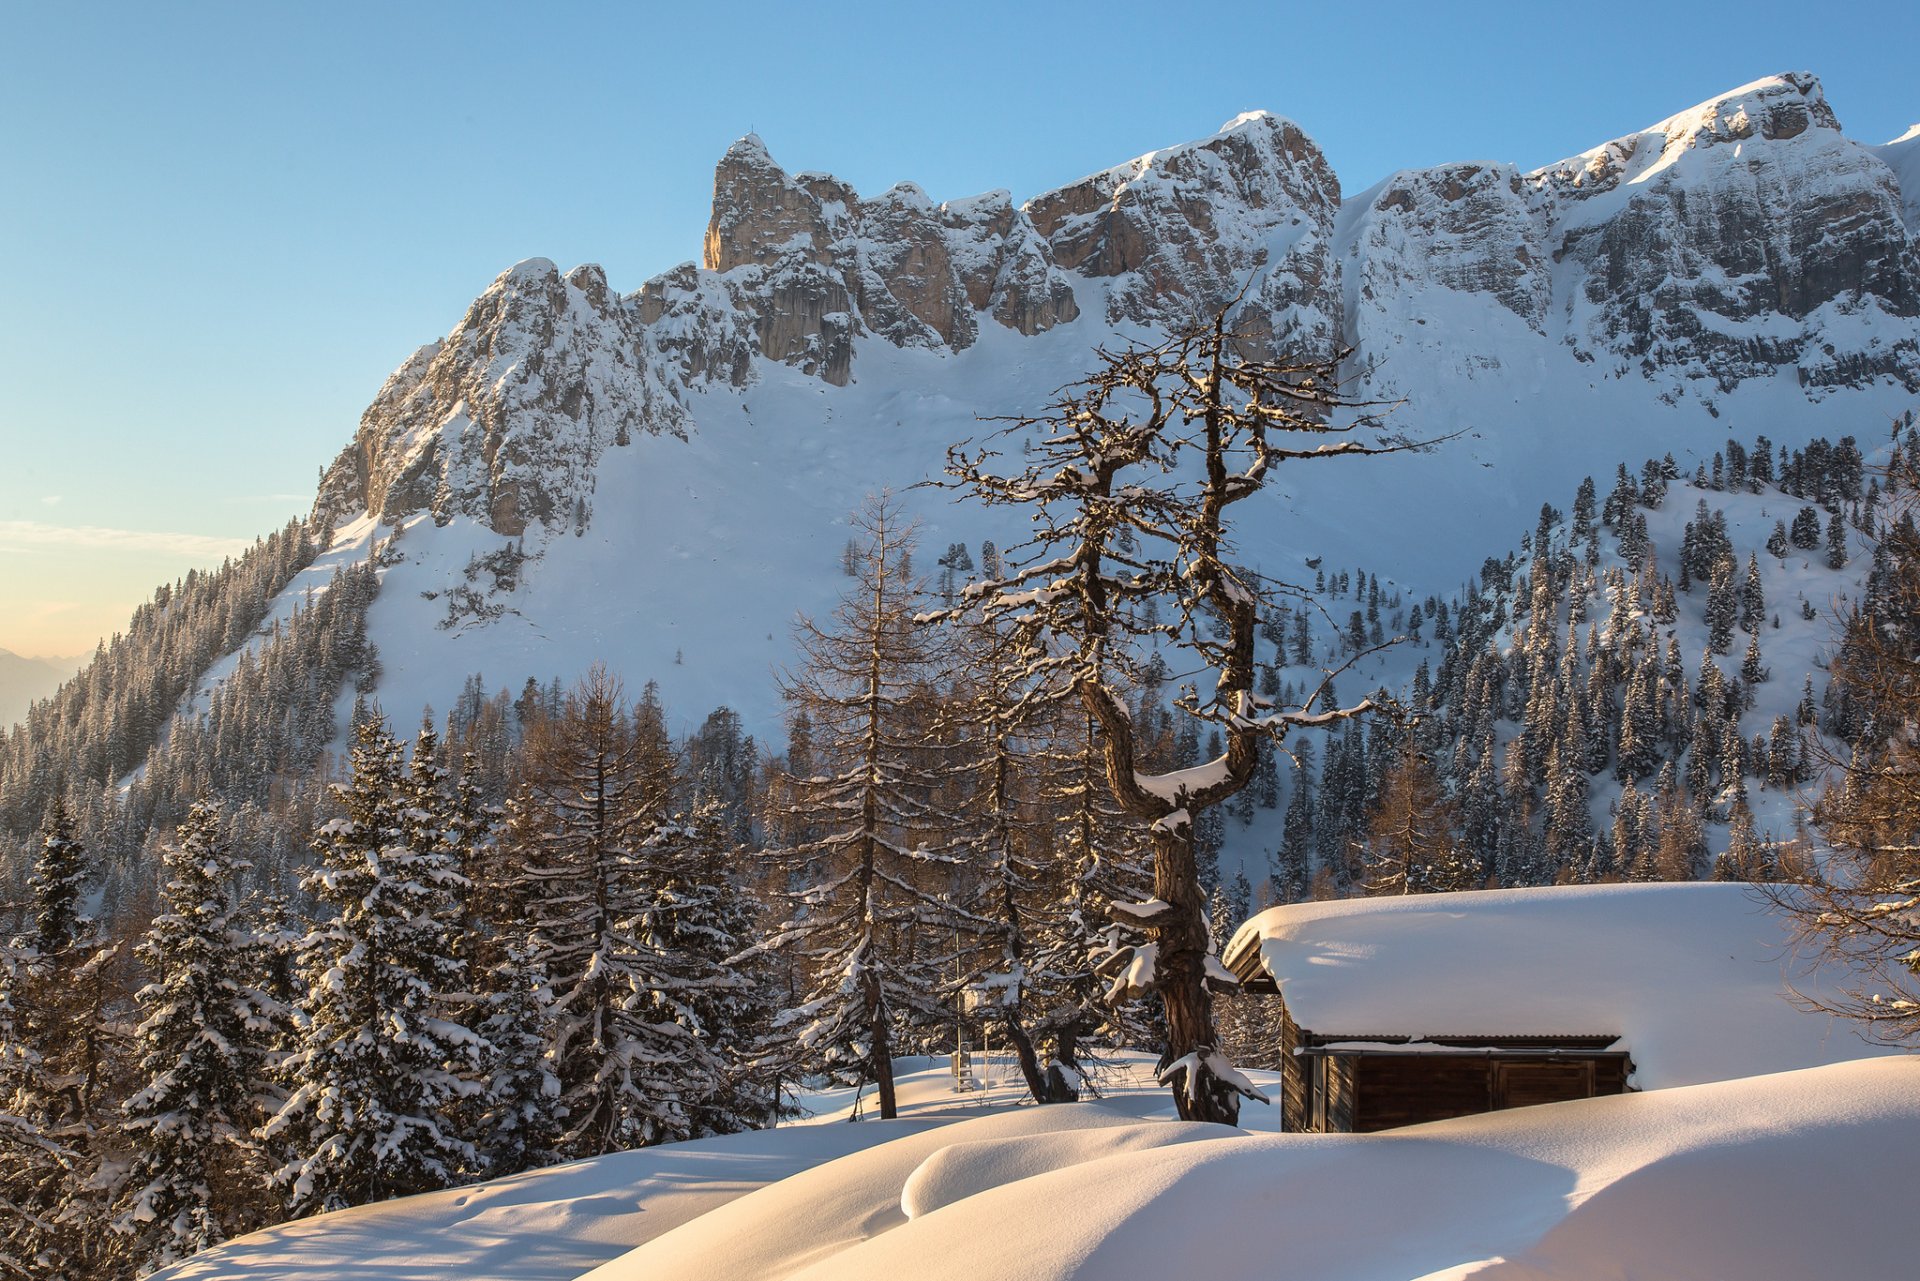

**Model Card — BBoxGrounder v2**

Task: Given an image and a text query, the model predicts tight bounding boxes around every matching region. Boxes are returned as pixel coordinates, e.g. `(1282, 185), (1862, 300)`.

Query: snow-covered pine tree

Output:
(938, 310), (1416, 1125)
(0, 929), (72, 1280)
(5, 796), (126, 1279)
(29, 797), (86, 958)
(261, 716), (483, 1215)
(112, 801), (281, 1273)
(635, 801), (778, 1135)
(510, 667), (693, 1156)
(758, 496), (966, 1120)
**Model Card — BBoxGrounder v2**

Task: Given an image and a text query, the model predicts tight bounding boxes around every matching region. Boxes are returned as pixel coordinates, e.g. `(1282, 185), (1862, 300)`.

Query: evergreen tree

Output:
(1739, 554), (1765, 634)
(636, 802), (777, 1135)
(113, 802), (281, 1273)
(1705, 556), (1737, 655)
(261, 717), (482, 1215)
(29, 797), (86, 957)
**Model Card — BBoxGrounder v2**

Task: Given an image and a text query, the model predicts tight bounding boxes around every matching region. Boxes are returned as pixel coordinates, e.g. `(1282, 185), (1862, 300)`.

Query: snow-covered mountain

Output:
(251, 74), (1920, 735)
(0, 649), (81, 729)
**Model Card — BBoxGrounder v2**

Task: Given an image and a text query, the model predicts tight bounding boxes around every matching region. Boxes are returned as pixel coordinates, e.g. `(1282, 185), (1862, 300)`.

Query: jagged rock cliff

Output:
(1025, 111), (1342, 360)
(316, 73), (1920, 544)
(1536, 73), (1917, 393)
(313, 260), (686, 536)
(1343, 74), (1919, 398)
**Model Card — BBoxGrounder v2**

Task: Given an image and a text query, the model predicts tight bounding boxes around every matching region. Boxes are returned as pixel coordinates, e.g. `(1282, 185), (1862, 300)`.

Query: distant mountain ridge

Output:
(316, 72), (1920, 547)
(0, 649), (84, 730)
(21, 72), (1920, 781)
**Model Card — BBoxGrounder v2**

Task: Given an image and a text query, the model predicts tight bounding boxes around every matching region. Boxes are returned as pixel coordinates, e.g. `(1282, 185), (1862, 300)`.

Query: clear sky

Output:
(2, 0), (1916, 657)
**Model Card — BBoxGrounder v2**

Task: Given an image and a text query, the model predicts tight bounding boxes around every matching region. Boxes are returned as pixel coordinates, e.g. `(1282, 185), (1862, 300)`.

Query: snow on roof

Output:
(1223, 883), (1899, 1089)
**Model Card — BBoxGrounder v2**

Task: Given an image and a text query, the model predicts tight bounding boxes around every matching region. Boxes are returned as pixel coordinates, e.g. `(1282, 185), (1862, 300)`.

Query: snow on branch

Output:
(1157, 1048), (1270, 1106)
(1094, 941), (1157, 1002)
(1108, 897), (1175, 928)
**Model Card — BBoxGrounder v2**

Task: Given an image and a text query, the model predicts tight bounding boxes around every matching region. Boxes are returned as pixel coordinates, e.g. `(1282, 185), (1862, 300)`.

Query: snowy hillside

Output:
(212, 71), (1918, 747)
(149, 879), (1919, 1281)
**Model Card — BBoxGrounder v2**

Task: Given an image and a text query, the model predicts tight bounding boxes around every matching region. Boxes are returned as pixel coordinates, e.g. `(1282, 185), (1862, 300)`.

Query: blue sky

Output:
(2, 0), (1916, 655)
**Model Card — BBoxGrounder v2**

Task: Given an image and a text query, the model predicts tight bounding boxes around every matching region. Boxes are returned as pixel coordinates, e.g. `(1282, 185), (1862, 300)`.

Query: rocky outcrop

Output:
(316, 75), (1920, 541)
(1347, 162), (1549, 333)
(700, 135), (1079, 379)
(1332, 74), (1920, 397)
(313, 259), (683, 536)
(1530, 73), (1919, 393)
(1026, 111), (1342, 360)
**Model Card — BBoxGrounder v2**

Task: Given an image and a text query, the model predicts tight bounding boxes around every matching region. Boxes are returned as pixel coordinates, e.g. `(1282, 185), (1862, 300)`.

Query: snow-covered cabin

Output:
(1220, 883), (1892, 1133)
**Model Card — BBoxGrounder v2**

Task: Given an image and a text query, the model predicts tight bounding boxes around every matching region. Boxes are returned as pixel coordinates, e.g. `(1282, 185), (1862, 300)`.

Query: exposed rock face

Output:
(317, 74), (1919, 540)
(1530, 73), (1919, 393)
(1027, 111), (1342, 360)
(701, 135), (1080, 378)
(312, 259), (683, 536)
(1337, 74), (1920, 397)
(1347, 162), (1549, 334)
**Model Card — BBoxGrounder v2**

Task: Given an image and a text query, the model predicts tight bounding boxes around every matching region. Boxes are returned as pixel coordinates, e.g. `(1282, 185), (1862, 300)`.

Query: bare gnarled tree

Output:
(933, 310), (1431, 1124)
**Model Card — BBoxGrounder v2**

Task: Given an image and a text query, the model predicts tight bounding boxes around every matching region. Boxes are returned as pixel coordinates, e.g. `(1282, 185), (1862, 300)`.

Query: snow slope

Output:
(171, 72), (1916, 748)
(149, 921), (1908, 1281)
(151, 1054), (1278, 1281)
(773, 1058), (1917, 1281)
(145, 1120), (945, 1281)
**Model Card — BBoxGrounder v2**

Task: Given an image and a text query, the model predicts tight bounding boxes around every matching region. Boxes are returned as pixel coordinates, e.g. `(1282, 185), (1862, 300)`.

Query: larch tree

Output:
(1360, 746), (1475, 895)
(939, 609), (1077, 1103)
(758, 496), (970, 1120)
(938, 310), (1421, 1124)
(510, 667), (702, 1156)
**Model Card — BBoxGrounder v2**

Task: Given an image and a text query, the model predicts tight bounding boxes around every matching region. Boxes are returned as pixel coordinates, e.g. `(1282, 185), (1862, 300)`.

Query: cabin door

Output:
(1492, 1058), (1596, 1110)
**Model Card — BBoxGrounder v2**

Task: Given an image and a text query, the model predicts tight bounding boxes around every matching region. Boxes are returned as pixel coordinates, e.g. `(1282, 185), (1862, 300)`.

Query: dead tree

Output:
(936, 310), (1424, 1124)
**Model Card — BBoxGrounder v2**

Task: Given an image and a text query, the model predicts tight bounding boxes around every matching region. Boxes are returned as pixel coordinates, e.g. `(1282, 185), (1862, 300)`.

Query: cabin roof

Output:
(1221, 883), (1896, 1090)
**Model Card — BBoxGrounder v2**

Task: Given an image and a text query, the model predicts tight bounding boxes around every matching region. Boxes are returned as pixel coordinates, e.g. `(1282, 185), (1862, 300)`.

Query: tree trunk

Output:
(1001, 1014), (1055, 1103)
(867, 971), (898, 1120)
(1152, 822), (1240, 1126)
(1046, 1025), (1084, 1102)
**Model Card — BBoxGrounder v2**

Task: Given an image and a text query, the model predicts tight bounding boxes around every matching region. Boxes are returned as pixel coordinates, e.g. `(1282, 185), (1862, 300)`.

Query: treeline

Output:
(1231, 417), (1914, 916)
(0, 500), (1169, 1278)
(0, 520), (352, 862)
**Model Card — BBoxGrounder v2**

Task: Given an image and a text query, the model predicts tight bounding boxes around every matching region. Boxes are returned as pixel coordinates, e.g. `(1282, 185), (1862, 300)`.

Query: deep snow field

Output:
(156, 885), (1915, 1281)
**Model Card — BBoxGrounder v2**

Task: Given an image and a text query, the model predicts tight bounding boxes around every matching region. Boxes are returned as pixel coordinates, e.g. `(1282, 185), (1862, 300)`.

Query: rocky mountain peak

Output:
(1521, 71), (1917, 394)
(313, 256), (681, 538)
(316, 76), (1919, 544)
(1026, 110), (1342, 359)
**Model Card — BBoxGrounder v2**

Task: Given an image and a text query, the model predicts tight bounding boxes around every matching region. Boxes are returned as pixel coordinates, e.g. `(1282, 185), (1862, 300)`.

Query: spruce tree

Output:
(113, 802), (281, 1273)
(30, 797), (86, 957)
(635, 801), (777, 1136)
(262, 717), (482, 1215)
